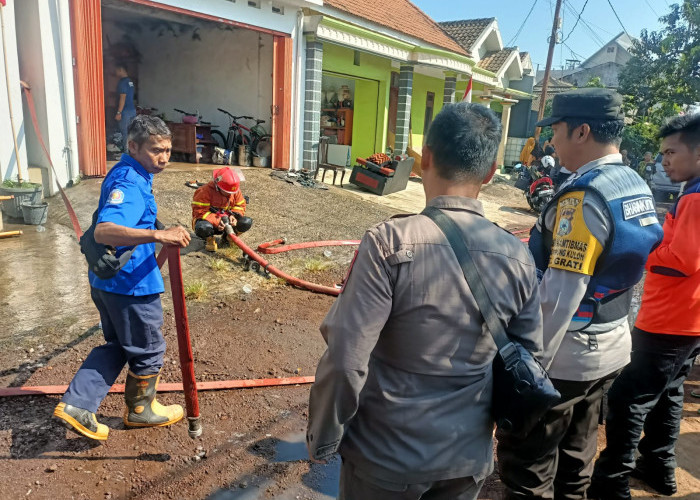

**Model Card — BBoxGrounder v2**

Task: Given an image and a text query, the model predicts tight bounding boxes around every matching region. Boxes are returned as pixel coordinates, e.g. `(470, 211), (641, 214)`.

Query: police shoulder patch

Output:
(107, 189), (125, 204)
(548, 191), (603, 276)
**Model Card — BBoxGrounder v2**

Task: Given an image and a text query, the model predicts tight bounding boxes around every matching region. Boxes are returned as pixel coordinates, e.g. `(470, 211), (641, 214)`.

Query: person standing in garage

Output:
(115, 63), (137, 151)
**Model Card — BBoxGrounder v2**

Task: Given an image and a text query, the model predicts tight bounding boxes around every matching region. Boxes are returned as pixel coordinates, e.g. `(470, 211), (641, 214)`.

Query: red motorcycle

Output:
(515, 165), (555, 213)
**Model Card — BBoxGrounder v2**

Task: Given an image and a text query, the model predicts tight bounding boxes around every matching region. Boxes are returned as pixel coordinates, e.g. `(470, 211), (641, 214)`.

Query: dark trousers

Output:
(62, 288), (166, 413)
(194, 216), (252, 240)
(497, 370), (621, 500)
(591, 329), (700, 496)
(119, 110), (136, 150)
(339, 460), (484, 500)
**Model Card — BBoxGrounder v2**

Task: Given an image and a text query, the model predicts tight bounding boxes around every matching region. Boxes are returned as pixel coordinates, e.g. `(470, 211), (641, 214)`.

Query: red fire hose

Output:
(0, 376), (314, 398)
(163, 245), (202, 438)
(257, 238), (360, 255)
(225, 226), (345, 296)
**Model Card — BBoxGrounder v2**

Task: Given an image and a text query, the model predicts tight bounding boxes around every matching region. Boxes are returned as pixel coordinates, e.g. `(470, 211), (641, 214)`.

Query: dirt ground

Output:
(0, 166), (698, 499)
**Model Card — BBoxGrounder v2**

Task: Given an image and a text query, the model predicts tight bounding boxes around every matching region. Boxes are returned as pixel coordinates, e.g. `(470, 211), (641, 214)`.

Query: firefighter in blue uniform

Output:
(497, 89), (664, 499)
(53, 115), (191, 441)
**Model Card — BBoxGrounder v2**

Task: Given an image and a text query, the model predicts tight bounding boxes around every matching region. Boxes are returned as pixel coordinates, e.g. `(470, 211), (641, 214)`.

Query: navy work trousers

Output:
(591, 328), (700, 496)
(62, 287), (166, 413)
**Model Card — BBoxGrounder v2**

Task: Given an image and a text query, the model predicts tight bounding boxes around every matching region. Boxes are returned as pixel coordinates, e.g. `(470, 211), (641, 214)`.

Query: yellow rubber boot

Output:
(54, 402), (109, 441)
(123, 371), (184, 428)
(205, 236), (218, 252)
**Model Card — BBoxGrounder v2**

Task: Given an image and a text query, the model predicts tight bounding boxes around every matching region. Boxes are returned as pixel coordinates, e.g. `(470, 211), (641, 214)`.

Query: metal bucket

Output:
(238, 145), (251, 167)
(21, 201), (48, 225)
(252, 156), (270, 167)
(0, 185), (43, 219)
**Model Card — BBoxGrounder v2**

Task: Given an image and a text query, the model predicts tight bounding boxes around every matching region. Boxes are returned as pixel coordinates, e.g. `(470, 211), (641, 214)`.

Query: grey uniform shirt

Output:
(538, 153), (632, 381)
(307, 196), (543, 484)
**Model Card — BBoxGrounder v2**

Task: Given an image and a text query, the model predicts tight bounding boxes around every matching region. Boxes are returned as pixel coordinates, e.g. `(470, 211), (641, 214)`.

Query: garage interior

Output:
(100, 0), (274, 164)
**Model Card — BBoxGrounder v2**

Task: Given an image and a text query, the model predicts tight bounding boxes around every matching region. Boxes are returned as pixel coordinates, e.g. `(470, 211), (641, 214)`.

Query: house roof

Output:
(439, 18), (494, 52)
(534, 75), (574, 90)
(478, 47), (518, 73)
(323, 0), (468, 55)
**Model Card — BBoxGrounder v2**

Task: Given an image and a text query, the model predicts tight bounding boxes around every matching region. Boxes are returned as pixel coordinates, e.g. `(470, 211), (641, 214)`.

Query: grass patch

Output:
(217, 246), (241, 260)
(209, 258), (229, 272)
(303, 257), (334, 273)
(184, 281), (208, 301)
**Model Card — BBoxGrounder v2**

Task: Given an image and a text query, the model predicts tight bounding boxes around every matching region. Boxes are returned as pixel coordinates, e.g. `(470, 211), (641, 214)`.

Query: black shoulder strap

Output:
(422, 206), (518, 363)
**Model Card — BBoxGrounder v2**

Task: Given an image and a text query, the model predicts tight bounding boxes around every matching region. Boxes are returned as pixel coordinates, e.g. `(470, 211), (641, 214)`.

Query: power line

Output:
(561, 0), (590, 43)
(606, 0), (630, 37)
(643, 0), (659, 17)
(506, 0), (540, 46)
(562, 41), (587, 61)
(562, 1), (605, 46)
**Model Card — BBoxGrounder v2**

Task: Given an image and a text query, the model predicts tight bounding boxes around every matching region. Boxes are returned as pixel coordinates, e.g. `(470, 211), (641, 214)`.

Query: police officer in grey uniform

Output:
(306, 103), (544, 500)
(497, 89), (664, 499)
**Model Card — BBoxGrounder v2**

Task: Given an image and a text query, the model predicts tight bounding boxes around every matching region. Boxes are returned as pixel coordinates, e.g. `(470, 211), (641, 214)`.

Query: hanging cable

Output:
(643, 0), (659, 17)
(561, 0), (590, 43)
(606, 0), (630, 38)
(507, 0), (540, 46)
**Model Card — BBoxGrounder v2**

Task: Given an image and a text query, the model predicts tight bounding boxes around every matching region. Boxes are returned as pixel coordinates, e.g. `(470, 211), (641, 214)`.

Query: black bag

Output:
(80, 209), (136, 280)
(422, 206), (560, 438)
(80, 210), (164, 280)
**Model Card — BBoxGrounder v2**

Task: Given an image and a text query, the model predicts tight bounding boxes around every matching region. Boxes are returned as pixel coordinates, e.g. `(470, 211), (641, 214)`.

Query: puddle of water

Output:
(0, 220), (94, 346)
(272, 431), (308, 463)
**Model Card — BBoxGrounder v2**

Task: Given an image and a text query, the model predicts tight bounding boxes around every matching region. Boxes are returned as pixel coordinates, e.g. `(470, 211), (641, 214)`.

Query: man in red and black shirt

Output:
(590, 113), (700, 499)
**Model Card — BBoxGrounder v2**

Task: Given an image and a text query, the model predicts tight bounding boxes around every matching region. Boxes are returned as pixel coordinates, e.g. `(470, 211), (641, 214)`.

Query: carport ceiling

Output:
(102, 0), (241, 38)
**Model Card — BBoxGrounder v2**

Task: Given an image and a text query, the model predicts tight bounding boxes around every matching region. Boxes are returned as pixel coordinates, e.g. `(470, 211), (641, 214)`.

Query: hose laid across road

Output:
(0, 376), (315, 397)
(226, 226), (354, 296)
(257, 238), (360, 255)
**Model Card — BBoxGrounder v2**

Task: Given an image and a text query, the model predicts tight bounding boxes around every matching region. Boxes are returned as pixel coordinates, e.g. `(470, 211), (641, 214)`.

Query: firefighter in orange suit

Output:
(191, 167), (252, 251)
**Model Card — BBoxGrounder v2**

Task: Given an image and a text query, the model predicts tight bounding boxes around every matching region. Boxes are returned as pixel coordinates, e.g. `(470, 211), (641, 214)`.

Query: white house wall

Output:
(107, 21), (274, 141)
(15, 0), (77, 193)
(0, 0), (28, 183)
(146, 0), (298, 34)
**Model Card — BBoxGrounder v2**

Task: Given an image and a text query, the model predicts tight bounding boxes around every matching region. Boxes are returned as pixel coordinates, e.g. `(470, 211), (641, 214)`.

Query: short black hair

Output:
(659, 113), (700, 150)
(544, 145), (555, 156)
(424, 103), (502, 182)
(563, 118), (624, 146)
(115, 62), (128, 72)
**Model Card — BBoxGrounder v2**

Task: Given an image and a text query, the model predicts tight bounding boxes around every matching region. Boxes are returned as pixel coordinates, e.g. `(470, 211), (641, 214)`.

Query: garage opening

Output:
(100, 0), (274, 166)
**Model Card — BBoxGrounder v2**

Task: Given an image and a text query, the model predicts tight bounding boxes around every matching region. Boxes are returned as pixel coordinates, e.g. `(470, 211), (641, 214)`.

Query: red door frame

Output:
(69, 0), (107, 177)
(272, 36), (292, 170)
(70, 0), (292, 175)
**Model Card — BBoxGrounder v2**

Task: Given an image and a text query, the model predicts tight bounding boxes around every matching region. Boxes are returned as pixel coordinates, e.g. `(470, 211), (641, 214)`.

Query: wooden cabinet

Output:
(167, 122), (217, 163)
(321, 108), (353, 145)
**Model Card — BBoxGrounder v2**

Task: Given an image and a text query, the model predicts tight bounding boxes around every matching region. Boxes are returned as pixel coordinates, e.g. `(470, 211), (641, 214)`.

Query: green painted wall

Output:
(456, 79), (485, 99)
(410, 73), (445, 150)
(322, 44), (392, 160)
(353, 79), (379, 160)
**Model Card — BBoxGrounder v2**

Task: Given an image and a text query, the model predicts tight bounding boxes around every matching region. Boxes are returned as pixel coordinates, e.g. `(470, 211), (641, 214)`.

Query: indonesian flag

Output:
(462, 77), (473, 102)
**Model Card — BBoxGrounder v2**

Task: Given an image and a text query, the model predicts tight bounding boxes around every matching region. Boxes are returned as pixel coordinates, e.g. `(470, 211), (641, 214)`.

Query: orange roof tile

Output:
(323, 0), (468, 56)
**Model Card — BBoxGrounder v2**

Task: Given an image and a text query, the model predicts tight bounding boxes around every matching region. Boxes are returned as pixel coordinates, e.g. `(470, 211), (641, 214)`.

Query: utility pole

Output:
(535, 0), (563, 141)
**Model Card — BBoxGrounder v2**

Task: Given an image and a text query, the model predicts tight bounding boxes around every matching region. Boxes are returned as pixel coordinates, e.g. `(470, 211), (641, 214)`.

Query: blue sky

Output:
(412, 0), (668, 69)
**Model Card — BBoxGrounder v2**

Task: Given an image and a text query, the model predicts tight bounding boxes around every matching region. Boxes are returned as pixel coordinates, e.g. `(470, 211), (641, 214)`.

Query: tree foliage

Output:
(618, 0), (700, 121)
(621, 121), (660, 158)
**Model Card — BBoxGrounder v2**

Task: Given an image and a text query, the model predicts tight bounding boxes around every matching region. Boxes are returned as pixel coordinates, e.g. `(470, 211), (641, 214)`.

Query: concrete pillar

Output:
(443, 75), (457, 105)
(302, 39), (323, 172)
(15, 0), (78, 193)
(497, 102), (514, 168)
(394, 64), (414, 155)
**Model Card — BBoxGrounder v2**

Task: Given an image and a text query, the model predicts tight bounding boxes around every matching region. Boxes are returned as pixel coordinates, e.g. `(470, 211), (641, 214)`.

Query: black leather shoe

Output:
(631, 457), (677, 496)
(587, 478), (631, 500)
